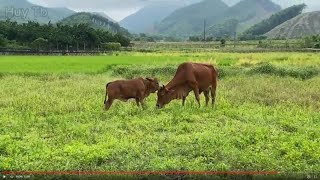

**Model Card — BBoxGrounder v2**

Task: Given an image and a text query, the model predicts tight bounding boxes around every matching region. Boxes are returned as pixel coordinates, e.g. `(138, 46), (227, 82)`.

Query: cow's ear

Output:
(146, 77), (153, 81)
(165, 87), (174, 93)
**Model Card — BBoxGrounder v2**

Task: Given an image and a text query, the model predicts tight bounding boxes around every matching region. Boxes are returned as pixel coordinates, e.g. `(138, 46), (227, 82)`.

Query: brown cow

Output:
(104, 77), (159, 110)
(156, 62), (218, 108)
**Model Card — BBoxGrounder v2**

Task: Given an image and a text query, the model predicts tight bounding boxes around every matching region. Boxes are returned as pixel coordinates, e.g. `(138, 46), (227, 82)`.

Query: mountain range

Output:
(59, 12), (130, 36)
(119, 0), (202, 34)
(265, 11), (320, 39)
(156, 0), (229, 36)
(156, 0), (281, 37)
(0, 0), (127, 36)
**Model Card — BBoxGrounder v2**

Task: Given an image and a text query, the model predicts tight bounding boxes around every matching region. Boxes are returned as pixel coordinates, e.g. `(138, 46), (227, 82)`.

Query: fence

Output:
(0, 48), (116, 55)
(1, 41), (320, 55)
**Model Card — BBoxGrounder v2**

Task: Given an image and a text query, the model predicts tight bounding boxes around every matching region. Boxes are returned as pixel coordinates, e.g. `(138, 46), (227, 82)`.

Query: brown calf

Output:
(104, 77), (159, 110)
(156, 62), (218, 108)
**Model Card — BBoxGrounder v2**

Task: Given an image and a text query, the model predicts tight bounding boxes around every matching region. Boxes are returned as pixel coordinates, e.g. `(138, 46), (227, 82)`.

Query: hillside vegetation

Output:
(240, 4), (306, 40)
(156, 0), (229, 36)
(120, 1), (183, 34)
(0, 21), (130, 50)
(156, 0), (281, 38)
(60, 12), (130, 36)
(120, 0), (202, 33)
(265, 11), (320, 39)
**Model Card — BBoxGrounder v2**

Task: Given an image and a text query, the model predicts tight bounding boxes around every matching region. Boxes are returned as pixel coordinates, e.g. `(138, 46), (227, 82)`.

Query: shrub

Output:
(101, 43), (121, 51)
(249, 63), (319, 80)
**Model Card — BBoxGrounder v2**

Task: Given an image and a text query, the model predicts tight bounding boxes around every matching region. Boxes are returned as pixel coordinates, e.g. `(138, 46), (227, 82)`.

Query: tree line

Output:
(0, 20), (131, 50)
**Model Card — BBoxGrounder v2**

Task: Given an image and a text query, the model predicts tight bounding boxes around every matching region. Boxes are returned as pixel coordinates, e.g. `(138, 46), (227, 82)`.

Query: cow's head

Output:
(145, 77), (160, 93)
(156, 85), (175, 108)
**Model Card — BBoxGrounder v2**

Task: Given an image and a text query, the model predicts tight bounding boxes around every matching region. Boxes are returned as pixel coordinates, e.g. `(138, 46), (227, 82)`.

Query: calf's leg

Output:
(104, 97), (114, 111)
(137, 91), (146, 109)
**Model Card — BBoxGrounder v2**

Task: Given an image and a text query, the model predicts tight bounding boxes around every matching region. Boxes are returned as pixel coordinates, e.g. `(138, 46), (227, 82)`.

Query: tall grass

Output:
(0, 53), (319, 174)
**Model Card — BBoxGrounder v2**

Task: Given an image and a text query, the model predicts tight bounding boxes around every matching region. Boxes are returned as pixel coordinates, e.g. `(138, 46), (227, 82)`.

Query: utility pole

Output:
(203, 19), (206, 42)
(234, 31), (237, 48)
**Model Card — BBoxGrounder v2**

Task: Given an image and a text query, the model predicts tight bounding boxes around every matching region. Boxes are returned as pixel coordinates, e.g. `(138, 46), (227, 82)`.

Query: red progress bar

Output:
(2, 171), (279, 175)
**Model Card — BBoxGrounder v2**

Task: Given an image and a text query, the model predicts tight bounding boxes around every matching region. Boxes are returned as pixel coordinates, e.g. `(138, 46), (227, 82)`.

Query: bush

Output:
(0, 34), (7, 47)
(249, 63), (319, 80)
(101, 43), (121, 51)
(220, 39), (226, 47)
(31, 38), (48, 50)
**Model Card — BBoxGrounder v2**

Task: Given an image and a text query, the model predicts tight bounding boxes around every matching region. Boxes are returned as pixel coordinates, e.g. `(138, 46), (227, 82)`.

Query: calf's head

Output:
(156, 85), (175, 108)
(144, 77), (160, 93)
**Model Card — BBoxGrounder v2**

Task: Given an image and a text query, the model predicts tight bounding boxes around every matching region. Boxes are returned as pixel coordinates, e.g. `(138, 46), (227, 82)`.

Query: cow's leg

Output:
(104, 97), (114, 111)
(190, 82), (200, 107)
(211, 78), (218, 108)
(204, 90), (210, 106)
(135, 98), (140, 107)
(182, 96), (186, 106)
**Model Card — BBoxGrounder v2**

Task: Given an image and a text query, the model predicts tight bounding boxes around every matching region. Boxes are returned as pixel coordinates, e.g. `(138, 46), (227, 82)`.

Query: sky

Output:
(28, 0), (320, 21)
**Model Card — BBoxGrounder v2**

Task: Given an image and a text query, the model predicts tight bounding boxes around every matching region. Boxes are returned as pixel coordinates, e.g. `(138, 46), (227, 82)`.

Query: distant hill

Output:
(240, 4), (306, 40)
(119, 0), (202, 34)
(156, 0), (281, 37)
(60, 12), (130, 36)
(220, 0), (281, 31)
(156, 0), (229, 36)
(120, 1), (184, 34)
(265, 11), (320, 39)
(207, 19), (239, 38)
(222, 0), (240, 6)
(0, 0), (75, 23)
(92, 12), (116, 22)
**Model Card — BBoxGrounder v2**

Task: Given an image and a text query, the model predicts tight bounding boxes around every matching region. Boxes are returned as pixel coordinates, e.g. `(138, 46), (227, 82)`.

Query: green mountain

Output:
(0, 0), (75, 23)
(120, 1), (184, 34)
(156, 0), (281, 37)
(92, 12), (116, 22)
(207, 19), (239, 38)
(265, 11), (320, 39)
(240, 4), (306, 40)
(156, 0), (229, 36)
(119, 0), (202, 34)
(222, 0), (281, 23)
(60, 12), (130, 36)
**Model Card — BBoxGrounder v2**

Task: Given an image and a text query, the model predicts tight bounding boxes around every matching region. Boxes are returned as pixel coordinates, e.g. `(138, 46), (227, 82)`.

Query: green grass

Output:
(0, 52), (319, 175)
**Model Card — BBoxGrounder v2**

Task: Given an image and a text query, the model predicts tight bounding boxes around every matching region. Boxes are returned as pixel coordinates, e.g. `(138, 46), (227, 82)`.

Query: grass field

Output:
(0, 52), (319, 175)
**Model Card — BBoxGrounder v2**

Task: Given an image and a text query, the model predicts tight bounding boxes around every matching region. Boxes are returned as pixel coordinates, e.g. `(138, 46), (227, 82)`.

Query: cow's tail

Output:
(211, 65), (218, 106)
(104, 82), (111, 104)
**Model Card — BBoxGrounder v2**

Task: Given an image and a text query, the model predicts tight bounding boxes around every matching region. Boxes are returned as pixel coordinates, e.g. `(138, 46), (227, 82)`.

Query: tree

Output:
(0, 20), (131, 50)
(189, 36), (200, 42)
(31, 38), (48, 50)
(220, 39), (226, 47)
(0, 34), (7, 47)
